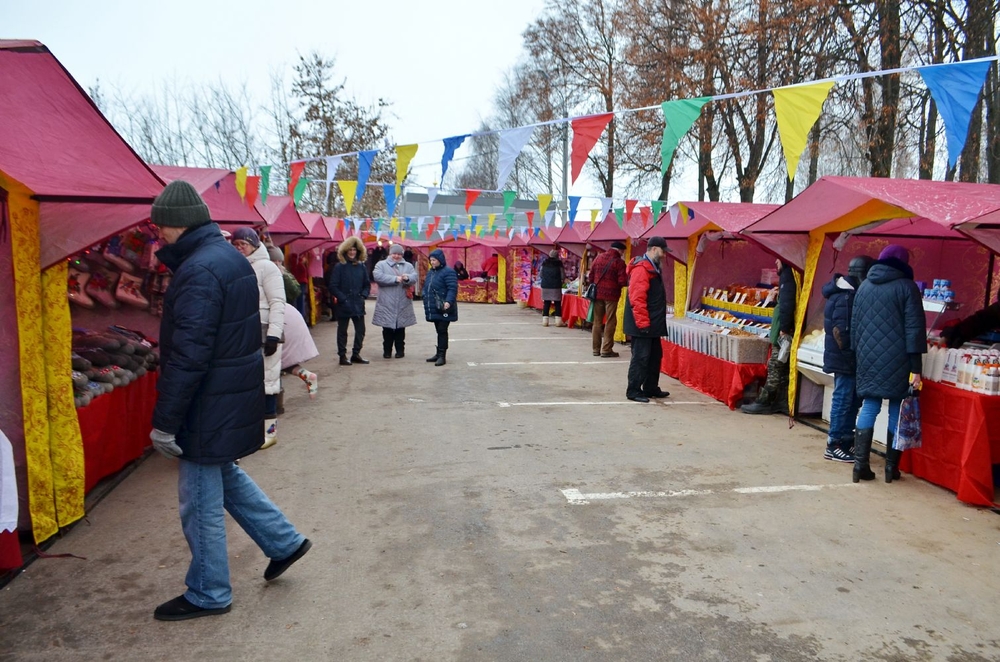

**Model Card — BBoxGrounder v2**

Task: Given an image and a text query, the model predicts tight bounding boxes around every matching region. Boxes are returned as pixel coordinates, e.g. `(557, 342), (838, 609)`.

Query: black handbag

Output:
(585, 259), (614, 301)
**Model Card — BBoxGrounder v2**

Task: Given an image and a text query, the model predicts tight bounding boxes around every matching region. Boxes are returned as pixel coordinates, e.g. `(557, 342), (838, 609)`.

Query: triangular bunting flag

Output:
(537, 193), (553, 219)
(470, 214), (478, 228)
(598, 197), (613, 224)
(324, 155), (344, 205)
(245, 175), (260, 209)
(288, 161), (306, 197)
(441, 135), (469, 183)
(669, 205), (679, 227)
(505, 213), (514, 230)
(503, 190), (517, 214)
(259, 165), (271, 205)
(497, 126), (535, 190)
(772, 81), (835, 180)
(678, 202), (693, 225)
(487, 213), (496, 231)
(395, 144), (418, 194)
(661, 97), (710, 176)
(427, 186), (438, 210)
(292, 177), (309, 207)
(651, 200), (664, 224)
(590, 208), (599, 230)
(918, 60), (994, 168)
(465, 189), (482, 213)
(525, 211), (535, 229)
(614, 207), (624, 228)
(544, 210), (554, 227)
(338, 180), (358, 215)
(356, 150), (378, 202)
(624, 199), (638, 221)
(640, 206), (651, 227)
(568, 196), (581, 227)
(383, 184), (398, 216)
(234, 166), (248, 200)
(570, 113), (614, 183)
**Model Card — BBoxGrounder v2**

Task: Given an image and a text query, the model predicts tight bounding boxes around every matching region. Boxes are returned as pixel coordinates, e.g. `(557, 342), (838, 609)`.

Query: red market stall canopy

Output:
(255, 195), (308, 246)
(643, 202), (781, 264)
(0, 41), (165, 268)
(153, 165), (264, 227)
(743, 176), (1000, 269)
(323, 217), (346, 244)
(287, 211), (331, 254)
(551, 221), (592, 257)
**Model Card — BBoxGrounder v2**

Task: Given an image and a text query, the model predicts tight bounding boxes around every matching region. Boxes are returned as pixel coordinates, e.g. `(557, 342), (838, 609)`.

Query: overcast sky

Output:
(4, 0), (549, 189)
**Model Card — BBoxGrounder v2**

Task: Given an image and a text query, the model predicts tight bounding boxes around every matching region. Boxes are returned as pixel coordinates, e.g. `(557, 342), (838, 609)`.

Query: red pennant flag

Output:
(570, 113), (614, 183)
(494, 229), (500, 239)
(526, 211), (535, 229)
(625, 199), (638, 221)
(245, 175), (261, 209)
(464, 189), (482, 213)
(639, 206), (651, 227)
(287, 161), (306, 196)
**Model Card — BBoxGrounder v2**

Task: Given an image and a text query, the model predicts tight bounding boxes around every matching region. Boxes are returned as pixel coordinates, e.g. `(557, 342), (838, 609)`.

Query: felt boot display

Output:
(85, 267), (121, 309)
(67, 267), (95, 308)
(115, 272), (150, 308)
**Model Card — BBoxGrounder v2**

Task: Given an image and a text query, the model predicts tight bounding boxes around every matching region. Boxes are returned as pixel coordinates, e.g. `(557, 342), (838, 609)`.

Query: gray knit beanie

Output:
(151, 180), (211, 228)
(389, 244), (405, 255)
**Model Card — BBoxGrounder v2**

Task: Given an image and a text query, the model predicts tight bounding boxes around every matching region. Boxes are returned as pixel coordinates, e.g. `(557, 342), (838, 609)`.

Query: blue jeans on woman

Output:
(178, 460), (305, 609)
(856, 397), (901, 436)
(828, 373), (861, 447)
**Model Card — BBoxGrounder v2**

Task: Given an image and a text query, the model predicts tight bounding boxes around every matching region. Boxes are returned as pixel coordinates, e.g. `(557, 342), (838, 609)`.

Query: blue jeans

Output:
(178, 460), (304, 608)
(828, 373), (861, 446)
(856, 397), (901, 435)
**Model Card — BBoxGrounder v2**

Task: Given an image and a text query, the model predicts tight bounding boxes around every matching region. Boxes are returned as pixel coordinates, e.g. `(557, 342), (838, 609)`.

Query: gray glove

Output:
(150, 428), (182, 458)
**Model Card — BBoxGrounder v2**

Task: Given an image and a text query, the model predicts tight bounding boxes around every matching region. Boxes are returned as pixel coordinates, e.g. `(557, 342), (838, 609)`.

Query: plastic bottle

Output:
(941, 349), (958, 385)
(971, 357), (984, 393)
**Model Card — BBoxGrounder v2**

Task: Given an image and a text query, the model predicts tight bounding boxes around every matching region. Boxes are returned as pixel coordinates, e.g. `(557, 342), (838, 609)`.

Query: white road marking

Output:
(561, 483), (855, 504)
(496, 400), (712, 407)
(449, 337), (574, 342)
(455, 322), (535, 326)
(468, 360), (626, 366)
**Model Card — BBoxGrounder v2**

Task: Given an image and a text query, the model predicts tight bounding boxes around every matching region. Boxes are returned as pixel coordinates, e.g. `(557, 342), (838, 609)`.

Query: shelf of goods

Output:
(665, 317), (771, 364)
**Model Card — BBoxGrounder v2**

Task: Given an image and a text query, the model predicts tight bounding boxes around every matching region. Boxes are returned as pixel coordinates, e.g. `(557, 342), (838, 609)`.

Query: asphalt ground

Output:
(1, 302), (999, 661)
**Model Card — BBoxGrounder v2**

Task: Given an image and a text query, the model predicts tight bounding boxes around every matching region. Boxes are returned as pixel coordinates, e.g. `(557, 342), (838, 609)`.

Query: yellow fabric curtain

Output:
(497, 256), (507, 303)
(614, 241), (633, 343)
(7, 183), (85, 543)
(673, 260), (687, 318)
(787, 236), (821, 416)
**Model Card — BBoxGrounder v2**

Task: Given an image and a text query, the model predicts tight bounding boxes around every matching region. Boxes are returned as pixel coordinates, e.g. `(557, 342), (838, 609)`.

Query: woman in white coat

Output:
(372, 244), (418, 358)
(232, 227), (285, 449)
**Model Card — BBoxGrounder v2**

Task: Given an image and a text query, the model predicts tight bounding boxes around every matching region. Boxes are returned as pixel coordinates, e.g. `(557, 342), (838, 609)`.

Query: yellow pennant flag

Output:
(538, 193), (553, 219)
(338, 180), (358, 215)
(395, 144), (419, 194)
(465, 227), (472, 239)
(487, 213), (496, 231)
(590, 208), (599, 230)
(389, 217), (399, 233)
(400, 231), (406, 241)
(772, 81), (835, 181)
(234, 166), (248, 200)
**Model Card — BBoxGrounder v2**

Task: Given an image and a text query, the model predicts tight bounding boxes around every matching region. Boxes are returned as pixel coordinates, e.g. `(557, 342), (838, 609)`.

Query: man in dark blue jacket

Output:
(821, 255), (874, 463)
(149, 180), (311, 622)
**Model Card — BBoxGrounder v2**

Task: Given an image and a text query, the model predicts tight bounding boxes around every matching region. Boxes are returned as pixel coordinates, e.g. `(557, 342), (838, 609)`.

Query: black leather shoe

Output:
(395, 352), (404, 358)
(264, 539), (312, 581)
(338, 356), (351, 366)
(154, 595), (231, 621)
(643, 390), (670, 398)
(350, 355), (370, 365)
(383, 351), (392, 359)
(628, 395), (650, 403)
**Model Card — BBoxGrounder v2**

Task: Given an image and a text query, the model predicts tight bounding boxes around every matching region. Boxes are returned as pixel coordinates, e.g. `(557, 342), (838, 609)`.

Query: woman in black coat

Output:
(328, 236), (371, 365)
(422, 248), (458, 366)
(850, 245), (926, 483)
(539, 249), (565, 327)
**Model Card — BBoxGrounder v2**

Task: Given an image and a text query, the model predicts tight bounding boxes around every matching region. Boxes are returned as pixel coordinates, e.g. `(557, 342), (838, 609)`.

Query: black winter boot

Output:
(435, 349), (447, 366)
(852, 428), (876, 483)
(339, 355), (351, 366)
(426, 348), (441, 362)
(884, 431), (902, 483)
(350, 353), (370, 365)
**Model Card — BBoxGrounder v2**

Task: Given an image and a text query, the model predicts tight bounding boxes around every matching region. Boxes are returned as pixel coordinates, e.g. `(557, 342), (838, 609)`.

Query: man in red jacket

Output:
(623, 236), (671, 402)
(587, 241), (628, 357)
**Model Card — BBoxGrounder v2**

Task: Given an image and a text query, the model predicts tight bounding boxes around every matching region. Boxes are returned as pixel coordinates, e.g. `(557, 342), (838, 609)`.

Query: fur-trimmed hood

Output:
(337, 236), (367, 264)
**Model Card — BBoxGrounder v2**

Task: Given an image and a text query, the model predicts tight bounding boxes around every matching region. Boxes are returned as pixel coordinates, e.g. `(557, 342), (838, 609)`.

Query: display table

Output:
(457, 279), (498, 303)
(0, 530), (21, 571)
(527, 286), (543, 310)
(77, 371), (158, 493)
(660, 339), (768, 409)
(560, 293), (590, 328)
(899, 380), (1000, 507)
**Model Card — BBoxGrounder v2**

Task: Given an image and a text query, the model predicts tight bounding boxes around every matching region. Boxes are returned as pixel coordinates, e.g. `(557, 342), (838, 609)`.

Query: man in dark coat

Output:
(328, 236), (371, 365)
(850, 244), (926, 483)
(820, 255), (874, 463)
(941, 297), (1000, 348)
(422, 248), (458, 366)
(149, 180), (310, 622)
(742, 259), (797, 415)
(623, 236), (671, 403)
(588, 241), (629, 357)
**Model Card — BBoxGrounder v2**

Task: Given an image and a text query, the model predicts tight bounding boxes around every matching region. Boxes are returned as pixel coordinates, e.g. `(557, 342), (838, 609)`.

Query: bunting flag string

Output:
(570, 113), (614, 183)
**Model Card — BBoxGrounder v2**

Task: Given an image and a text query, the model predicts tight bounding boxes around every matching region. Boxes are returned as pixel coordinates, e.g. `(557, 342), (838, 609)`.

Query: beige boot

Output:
(261, 418), (277, 449)
(542, 316), (550, 327)
(556, 317), (567, 327)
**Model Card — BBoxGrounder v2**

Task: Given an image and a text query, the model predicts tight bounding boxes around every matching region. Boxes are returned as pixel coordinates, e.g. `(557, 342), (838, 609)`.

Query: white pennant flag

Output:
(376, 231), (383, 242)
(669, 205), (679, 227)
(496, 126), (536, 190)
(426, 187), (439, 210)
(417, 216), (426, 234)
(544, 210), (554, 227)
(324, 156), (344, 203)
(598, 197), (613, 224)
(353, 219), (364, 234)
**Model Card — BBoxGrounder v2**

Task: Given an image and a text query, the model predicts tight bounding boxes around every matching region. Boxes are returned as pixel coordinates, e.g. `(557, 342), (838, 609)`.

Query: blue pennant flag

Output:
(383, 183), (398, 215)
(470, 214), (478, 228)
(356, 150), (378, 202)
(568, 196), (582, 227)
(441, 135), (469, 183)
(918, 61), (993, 168)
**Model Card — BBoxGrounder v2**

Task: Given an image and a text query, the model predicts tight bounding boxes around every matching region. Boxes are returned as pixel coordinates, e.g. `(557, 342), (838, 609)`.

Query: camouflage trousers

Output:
(756, 350), (790, 409)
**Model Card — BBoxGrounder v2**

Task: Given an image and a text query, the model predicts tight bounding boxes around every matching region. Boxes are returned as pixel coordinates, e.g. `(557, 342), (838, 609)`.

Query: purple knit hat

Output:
(878, 244), (909, 264)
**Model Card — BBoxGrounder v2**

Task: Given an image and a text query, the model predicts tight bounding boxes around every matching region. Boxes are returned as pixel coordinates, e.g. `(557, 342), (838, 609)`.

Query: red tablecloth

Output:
(77, 371), (158, 493)
(660, 339), (768, 410)
(561, 293), (590, 328)
(0, 530), (21, 571)
(528, 286), (543, 310)
(899, 380), (1000, 506)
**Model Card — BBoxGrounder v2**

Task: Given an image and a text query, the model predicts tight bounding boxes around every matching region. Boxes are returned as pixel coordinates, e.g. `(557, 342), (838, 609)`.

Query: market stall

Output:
(418, 234), (512, 303)
(255, 195), (309, 246)
(642, 202), (781, 408)
(744, 176), (1000, 505)
(0, 40), (165, 564)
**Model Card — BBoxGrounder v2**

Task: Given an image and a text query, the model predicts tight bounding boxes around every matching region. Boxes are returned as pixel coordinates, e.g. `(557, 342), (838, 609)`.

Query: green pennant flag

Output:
(292, 177), (309, 207)
(503, 190), (517, 214)
(260, 165), (272, 205)
(651, 200), (664, 224)
(505, 213), (514, 230)
(614, 207), (624, 228)
(661, 97), (710, 177)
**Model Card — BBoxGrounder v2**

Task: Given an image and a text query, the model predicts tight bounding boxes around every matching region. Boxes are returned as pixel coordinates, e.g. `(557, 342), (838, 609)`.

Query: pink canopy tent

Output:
(153, 165), (264, 227)
(743, 176), (1000, 269)
(0, 41), (165, 268)
(322, 217), (346, 245)
(286, 212), (331, 255)
(642, 201), (780, 264)
(255, 195), (308, 246)
(585, 212), (634, 249)
(551, 221), (593, 258)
